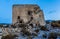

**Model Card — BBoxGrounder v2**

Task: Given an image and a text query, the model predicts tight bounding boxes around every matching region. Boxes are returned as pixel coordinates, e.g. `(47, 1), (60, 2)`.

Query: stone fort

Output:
(12, 4), (46, 26)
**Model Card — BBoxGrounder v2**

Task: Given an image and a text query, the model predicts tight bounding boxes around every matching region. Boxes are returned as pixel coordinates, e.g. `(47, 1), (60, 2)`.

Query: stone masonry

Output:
(12, 4), (46, 26)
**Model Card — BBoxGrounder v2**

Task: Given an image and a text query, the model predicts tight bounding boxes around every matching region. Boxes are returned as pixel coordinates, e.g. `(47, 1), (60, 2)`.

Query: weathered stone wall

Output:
(12, 4), (46, 26)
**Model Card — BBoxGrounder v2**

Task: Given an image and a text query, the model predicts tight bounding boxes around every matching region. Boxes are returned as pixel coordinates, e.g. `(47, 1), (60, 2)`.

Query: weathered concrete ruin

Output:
(12, 4), (46, 26)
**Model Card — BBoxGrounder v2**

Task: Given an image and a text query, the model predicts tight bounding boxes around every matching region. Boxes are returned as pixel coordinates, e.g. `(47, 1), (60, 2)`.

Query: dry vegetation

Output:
(1, 34), (18, 39)
(51, 20), (60, 28)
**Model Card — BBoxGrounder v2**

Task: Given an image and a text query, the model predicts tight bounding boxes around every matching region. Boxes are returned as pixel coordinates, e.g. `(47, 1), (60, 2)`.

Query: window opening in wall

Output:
(28, 11), (32, 15)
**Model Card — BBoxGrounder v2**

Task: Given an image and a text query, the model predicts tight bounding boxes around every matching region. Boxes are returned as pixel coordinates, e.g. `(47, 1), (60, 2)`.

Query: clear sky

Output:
(0, 0), (60, 23)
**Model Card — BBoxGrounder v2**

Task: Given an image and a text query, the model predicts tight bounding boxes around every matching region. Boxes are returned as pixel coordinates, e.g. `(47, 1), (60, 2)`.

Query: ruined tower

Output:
(12, 4), (46, 26)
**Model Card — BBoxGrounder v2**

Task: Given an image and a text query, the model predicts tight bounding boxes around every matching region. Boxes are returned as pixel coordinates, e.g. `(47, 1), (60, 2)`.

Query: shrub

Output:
(21, 29), (31, 36)
(40, 26), (48, 31)
(43, 34), (47, 38)
(1, 34), (17, 39)
(35, 29), (39, 33)
(48, 32), (57, 39)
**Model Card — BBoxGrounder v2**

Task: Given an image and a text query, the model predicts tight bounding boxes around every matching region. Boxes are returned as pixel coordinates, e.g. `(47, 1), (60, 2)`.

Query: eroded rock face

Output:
(12, 4), (46, 26)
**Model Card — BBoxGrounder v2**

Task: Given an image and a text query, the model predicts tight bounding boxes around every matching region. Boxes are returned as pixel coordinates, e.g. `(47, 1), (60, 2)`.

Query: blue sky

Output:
(0, 0), (60, 23)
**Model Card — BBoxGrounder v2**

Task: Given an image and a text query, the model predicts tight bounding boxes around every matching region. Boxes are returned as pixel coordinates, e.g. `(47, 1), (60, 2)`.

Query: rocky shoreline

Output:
(0, 20), (60, 39)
